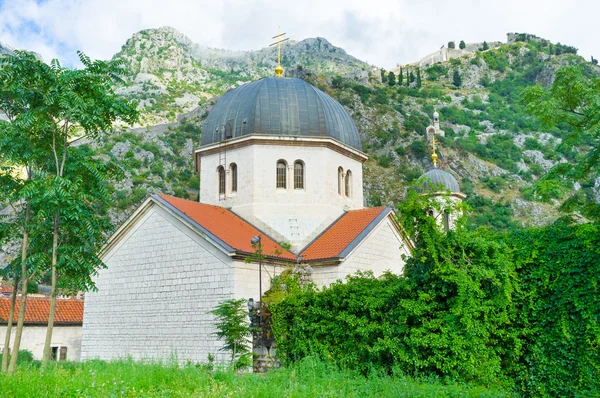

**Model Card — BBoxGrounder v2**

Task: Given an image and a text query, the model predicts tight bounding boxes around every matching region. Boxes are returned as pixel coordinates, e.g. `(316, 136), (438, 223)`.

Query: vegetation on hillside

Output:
(51, 29), (595, 231)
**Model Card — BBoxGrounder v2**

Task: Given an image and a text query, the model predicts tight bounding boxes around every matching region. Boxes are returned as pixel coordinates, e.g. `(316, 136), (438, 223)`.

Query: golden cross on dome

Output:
(269, 27), (289, 78)
(431, 134), (438, 168)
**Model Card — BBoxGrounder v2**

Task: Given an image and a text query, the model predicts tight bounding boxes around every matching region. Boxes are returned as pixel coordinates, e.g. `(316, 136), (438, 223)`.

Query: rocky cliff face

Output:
(114, 27), (370, 124)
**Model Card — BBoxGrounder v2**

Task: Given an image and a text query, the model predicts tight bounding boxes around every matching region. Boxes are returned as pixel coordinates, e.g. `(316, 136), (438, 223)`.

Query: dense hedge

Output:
(508, 221), (600, 396)
(271, 218), (600, 396)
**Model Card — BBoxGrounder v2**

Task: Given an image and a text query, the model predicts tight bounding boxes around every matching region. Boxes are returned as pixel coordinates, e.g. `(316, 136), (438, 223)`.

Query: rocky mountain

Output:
(10, 27), (600, 230)
(113, 26), (371, 124)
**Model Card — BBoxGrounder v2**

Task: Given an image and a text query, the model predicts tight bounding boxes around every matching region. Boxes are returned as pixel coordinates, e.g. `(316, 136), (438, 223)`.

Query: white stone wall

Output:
(232, 260), (287, 302)
(0, 325), (82, 361)
(199, 142), (364, 250)
(311, 217), (408, 286)
(81, 204), (235, 363)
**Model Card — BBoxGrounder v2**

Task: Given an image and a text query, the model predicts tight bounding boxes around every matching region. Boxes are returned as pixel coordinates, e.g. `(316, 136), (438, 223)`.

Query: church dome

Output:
(201, 77), (362, 150)
(420, 168), (460, 193)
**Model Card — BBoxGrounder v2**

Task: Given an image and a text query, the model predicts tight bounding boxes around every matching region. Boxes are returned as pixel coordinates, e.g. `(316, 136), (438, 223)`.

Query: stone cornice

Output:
(194, 135), (368, 172)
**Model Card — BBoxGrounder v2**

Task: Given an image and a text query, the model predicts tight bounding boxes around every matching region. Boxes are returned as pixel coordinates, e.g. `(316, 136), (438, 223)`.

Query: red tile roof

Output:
(300, 207), (389, 261)
(157, 194), (296, 260)
(0, 297), (84, 325)
(0, 282), (14, 296)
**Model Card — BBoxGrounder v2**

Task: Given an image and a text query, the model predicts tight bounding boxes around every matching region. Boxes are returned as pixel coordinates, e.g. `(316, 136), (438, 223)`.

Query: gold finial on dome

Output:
(431, 134), (438, 168)
(269, 27), (289, 78)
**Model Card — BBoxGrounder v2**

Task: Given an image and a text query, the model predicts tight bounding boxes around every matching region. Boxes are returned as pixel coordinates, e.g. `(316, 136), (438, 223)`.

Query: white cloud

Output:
(0, 0), (597, 68)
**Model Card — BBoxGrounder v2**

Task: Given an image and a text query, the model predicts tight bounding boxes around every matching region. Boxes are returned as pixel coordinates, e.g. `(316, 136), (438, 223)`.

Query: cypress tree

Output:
(388, 71), (396, 86)
(416, 68), (422, 88)
(459, 40), (466, 49)
(398, 68), (403, 86)
(409, 71), (415, 84)
(453, 69), (462, 88)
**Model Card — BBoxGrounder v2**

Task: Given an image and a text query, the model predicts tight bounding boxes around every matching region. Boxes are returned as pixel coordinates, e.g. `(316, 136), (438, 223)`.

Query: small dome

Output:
(201, 77), (362, 150)
(420, 168), (460, 193)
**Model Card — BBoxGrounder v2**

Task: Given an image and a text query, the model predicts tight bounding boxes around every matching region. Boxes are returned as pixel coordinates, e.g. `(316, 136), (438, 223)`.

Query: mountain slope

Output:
(78, 29), (600, 229)
(113, 26), (371, 124)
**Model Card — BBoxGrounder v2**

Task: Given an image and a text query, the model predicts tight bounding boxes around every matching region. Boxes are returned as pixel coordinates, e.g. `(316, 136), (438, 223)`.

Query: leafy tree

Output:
(592, 56), (598, 65)
(448, 41), (455, 49)
(452, 69), (462, 88)
(210, 299), (252, 369)
(416, 68), (422, 88)
(409, 71), (415, 84)
(0, 51), (138, 368)
(459, 40), (466, 49)
(522, 66), (600, 219)
(0, 51), (53, 373)
(380, 68), (386, 82)
(387, 71), (396, 86)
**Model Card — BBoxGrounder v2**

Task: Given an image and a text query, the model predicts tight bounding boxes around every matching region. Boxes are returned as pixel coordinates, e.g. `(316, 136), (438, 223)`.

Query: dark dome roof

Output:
(420, 168), (460, 193)
(201, 77), (362, 150)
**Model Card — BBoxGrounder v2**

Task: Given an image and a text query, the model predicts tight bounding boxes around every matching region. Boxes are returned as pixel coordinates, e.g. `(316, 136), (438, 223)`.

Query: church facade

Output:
(81, 77), (446, 363)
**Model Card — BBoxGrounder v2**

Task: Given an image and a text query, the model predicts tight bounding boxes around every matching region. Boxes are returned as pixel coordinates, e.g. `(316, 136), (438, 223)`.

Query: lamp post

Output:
(250, 235), (262, 324)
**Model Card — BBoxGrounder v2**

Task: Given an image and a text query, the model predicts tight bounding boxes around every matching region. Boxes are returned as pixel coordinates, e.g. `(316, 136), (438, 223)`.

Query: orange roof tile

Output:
(0, 297), (84, 325)
(300, 207), (390, 261)
(0, 282), (14, 295)
(157, 194), (296, 260)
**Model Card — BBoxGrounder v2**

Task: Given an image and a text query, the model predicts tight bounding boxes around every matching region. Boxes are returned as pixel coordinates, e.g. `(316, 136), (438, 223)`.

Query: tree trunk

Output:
(1, 275), (19, 372)
(7, 203), (31, 373)
(42, 215), (59, 363)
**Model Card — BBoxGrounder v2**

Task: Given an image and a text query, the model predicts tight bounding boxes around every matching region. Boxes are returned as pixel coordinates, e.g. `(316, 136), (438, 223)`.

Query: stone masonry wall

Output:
(311, 217), (408, 286)
(0, 325), (82, 361)
(81, 204), (234, 363)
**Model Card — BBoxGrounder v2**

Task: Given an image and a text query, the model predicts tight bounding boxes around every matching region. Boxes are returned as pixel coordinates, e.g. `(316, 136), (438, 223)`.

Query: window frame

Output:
(345, 170), (352, 198)
(276, 160), (287, 189)
(217, 166), (226, 196)
(338, 167), (344, 196)
(230, 163), (238, 193)
(294, 160), (305, 190)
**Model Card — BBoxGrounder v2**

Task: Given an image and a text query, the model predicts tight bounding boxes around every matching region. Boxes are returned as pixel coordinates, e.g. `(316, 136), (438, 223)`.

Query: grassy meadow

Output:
(0, 357), (513, 397)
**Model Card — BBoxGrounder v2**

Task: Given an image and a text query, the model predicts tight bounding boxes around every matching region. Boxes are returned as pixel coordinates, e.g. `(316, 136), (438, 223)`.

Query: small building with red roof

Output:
(81, 76), (417, 364)
(0, 296), (84, 361)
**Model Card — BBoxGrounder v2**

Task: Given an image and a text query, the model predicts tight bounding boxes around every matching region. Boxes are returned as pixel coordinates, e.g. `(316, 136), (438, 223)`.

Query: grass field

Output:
(0, 357), (513, 397)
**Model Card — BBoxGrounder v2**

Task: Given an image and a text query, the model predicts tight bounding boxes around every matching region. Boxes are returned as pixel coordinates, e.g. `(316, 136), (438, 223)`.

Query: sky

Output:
(0, 0), (597, 69)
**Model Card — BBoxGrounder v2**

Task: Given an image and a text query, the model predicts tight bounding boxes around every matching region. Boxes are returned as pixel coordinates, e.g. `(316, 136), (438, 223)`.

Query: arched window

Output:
(276, 160), (287, 189)
(217, 166), (226, 195)
(294, 161), (304, 189)
(345, 170), (352, 198)
(230, 163), (237, 193)
(443, 210), (450, 232)
(338, 167), (344, 195)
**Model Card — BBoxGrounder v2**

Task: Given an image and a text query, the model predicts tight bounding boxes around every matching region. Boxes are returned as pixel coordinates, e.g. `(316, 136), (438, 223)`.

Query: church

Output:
(81, 63), (463, 363)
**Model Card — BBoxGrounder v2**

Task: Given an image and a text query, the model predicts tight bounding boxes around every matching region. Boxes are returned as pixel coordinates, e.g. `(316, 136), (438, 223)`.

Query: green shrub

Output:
(273, 198), (517, 387)
(409, 140), (427, 158)
(376, 155), (392, 168)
